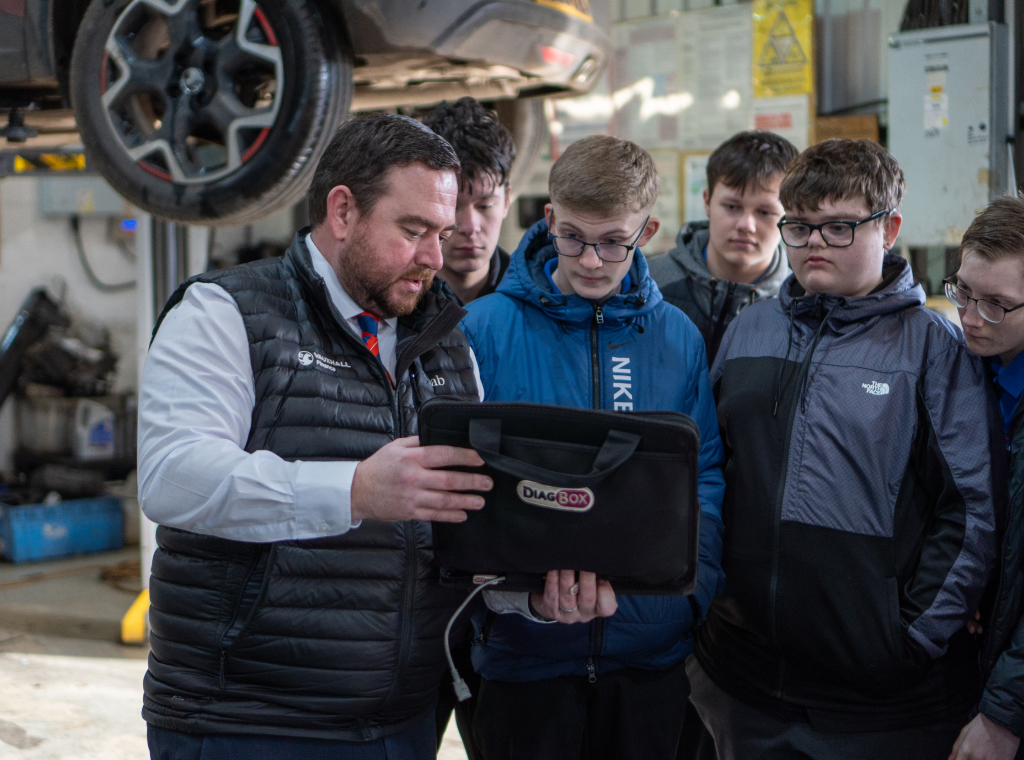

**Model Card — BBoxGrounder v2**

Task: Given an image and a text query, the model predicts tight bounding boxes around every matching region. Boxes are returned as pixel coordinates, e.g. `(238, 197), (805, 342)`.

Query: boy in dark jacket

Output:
(424, 97), (515, 306)
(945, 197), (1024, 760)
(648, 130), (797, 363)
(691, 138), (1000, 760)
(460, 135), (726, 759)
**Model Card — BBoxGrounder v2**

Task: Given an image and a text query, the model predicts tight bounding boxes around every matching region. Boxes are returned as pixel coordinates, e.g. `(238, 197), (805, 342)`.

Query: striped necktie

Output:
(356, 311), (380, 359)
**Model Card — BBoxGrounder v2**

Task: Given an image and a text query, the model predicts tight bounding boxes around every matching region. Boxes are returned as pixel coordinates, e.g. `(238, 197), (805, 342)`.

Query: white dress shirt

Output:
(137, 235), (477, 542)
(137, 235), (537, 619)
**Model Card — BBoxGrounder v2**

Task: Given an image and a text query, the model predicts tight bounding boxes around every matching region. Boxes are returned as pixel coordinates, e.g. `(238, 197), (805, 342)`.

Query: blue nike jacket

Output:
(459, 219), (726, 682)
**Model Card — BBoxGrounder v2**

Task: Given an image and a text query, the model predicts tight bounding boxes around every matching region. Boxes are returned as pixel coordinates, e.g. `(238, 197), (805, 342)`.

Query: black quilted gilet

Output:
(142, 232), (479, 742)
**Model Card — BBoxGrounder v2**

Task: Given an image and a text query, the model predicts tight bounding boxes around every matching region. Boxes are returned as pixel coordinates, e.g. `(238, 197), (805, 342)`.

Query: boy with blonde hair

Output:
(460, 135), (726, 759)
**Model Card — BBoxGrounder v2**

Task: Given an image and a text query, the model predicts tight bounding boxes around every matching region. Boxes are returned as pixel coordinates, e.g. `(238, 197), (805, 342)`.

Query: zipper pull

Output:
(586, 657), (597, 683)
(595, 306), (604, 325)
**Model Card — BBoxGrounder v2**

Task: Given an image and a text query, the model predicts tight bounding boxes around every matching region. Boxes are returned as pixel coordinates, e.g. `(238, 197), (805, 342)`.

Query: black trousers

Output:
(472, 658), (690, 760)
(687, 657), (966, 760)
(147, 715), (435, 760)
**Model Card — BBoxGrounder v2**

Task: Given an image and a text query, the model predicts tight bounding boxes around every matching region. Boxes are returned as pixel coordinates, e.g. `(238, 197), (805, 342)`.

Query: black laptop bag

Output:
(418, 400), (701, 595)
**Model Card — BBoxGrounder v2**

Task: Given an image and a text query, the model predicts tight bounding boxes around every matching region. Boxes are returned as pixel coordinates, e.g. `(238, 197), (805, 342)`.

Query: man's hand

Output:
(351, 436), (492, 522)
(949, 714), (1020, 760)
(530, 570), (617, 624)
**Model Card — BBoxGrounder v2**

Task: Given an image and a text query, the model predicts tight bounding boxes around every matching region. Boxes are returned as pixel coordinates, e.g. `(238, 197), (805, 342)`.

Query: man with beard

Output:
(137, 113), (492, 759)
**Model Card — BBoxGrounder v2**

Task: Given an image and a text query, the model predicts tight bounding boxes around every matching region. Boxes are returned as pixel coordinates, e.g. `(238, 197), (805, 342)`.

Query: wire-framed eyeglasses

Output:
(549, 216), (650, 263)
(943, 278), (1024, 324)
(777, 209), (893, 248)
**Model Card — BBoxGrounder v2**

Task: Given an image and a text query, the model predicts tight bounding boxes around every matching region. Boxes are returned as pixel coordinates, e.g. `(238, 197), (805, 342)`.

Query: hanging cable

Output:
(70, 216), (136, 293)
(444, 576), (505, 701)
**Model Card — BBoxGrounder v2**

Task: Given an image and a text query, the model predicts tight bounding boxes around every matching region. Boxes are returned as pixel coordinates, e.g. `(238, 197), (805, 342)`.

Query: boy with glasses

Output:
(459, 135), (726, 759)
(650, 131), (797, 364)
(943, 197), (1024, 760)
(689, 138), (1000, 760)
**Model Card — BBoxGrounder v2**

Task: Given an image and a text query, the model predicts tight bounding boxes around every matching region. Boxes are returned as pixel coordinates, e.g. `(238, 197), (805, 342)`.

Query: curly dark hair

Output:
(423, 97), (516, 193)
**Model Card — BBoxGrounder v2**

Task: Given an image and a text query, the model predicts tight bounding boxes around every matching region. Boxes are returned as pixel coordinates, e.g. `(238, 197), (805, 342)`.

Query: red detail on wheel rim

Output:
(241, 128), (270, 163)
(138, 161), (172, 181)
(241, 6), (277, 164)
(253, 6), (277, 46)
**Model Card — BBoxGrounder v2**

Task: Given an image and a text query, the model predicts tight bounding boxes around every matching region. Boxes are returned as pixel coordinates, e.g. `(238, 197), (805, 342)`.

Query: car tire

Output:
(70, 0), (351, 226)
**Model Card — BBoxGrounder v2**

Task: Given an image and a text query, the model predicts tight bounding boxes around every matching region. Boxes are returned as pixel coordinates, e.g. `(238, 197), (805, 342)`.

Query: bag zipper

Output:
(588, 617), (604, 684)
(590, 305), (603, 410)
(588, 303), (605, 680)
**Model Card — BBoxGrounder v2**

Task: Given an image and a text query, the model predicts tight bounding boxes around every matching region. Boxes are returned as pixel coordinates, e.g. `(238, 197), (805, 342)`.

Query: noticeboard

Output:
(752, 0), (814, 99)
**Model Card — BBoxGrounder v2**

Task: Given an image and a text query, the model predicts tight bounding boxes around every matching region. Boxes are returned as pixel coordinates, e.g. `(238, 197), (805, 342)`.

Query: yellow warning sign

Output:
(13, 153), (86, 173)
(753, 0), (814, 98)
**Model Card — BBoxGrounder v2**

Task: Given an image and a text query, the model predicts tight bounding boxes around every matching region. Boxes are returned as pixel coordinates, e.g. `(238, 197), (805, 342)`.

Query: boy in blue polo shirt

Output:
(459, 135), (725, 759)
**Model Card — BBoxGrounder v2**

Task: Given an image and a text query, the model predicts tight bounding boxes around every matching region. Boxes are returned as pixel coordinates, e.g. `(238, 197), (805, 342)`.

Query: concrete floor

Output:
(0, 631), (148, 759)
(0, 549), (471, 759)
(0, 632), (469, 760)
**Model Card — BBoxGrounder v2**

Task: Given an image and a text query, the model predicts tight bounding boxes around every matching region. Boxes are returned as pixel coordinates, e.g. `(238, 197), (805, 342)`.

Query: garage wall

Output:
(0, 176), (138, 478)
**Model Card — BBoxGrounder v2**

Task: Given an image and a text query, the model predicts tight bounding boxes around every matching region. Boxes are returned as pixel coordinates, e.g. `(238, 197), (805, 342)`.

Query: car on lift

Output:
(0, 0), (609, 225)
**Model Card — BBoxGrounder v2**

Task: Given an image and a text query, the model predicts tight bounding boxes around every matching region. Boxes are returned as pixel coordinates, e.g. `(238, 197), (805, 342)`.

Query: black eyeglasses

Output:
(549, 216), (650, 263)
(778, 209), (892, 248)
(943, 278), (1024, 324)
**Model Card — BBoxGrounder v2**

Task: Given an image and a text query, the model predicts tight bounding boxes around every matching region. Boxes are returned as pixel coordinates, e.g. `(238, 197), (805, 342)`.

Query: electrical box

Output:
(887, 23), (1010, 246)
(39, 176), (126, 217)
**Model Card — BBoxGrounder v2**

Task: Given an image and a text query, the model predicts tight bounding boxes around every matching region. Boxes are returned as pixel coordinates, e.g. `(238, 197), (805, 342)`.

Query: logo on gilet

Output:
(297, 349), (351, 373)
(516, 481), (594, 512)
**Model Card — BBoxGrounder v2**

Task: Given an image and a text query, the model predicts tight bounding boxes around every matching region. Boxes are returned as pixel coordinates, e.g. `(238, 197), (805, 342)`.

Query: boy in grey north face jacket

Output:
(689, 138), (1002, 760)
(649, 130), (797, 363)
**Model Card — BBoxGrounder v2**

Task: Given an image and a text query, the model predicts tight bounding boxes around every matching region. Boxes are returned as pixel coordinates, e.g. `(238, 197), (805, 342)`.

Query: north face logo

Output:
(862, 381), (890, 396)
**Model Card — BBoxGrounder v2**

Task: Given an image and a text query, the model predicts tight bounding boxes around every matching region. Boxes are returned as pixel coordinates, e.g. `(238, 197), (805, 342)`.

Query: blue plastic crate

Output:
(0, 496), (124, 564)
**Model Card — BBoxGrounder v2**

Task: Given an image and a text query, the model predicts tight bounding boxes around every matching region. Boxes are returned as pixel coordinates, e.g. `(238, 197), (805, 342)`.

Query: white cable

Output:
(444, 575), (505, 701)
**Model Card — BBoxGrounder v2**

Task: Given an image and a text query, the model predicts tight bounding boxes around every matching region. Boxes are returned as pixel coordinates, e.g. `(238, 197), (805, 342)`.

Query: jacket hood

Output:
(666, 220), (791, 299)
(497, 218), (662, 324)
(778, 253), (925, 326)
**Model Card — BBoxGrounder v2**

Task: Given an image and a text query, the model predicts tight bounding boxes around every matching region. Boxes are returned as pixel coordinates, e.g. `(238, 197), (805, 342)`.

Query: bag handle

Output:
(468, 418), (641, 487)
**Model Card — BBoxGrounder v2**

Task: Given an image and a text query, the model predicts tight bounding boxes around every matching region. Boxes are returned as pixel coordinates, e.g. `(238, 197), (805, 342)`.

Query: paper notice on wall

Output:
(752, 0), (814, 98)
(681, 153), (710, 224)
(924, 64), (949, 136)
(646, 149), (680, 254)
(611, 18), (685, 150)
(675, 5), (753, 150)
(752, 94), (809, 150)
(610, 7), (752, 152)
